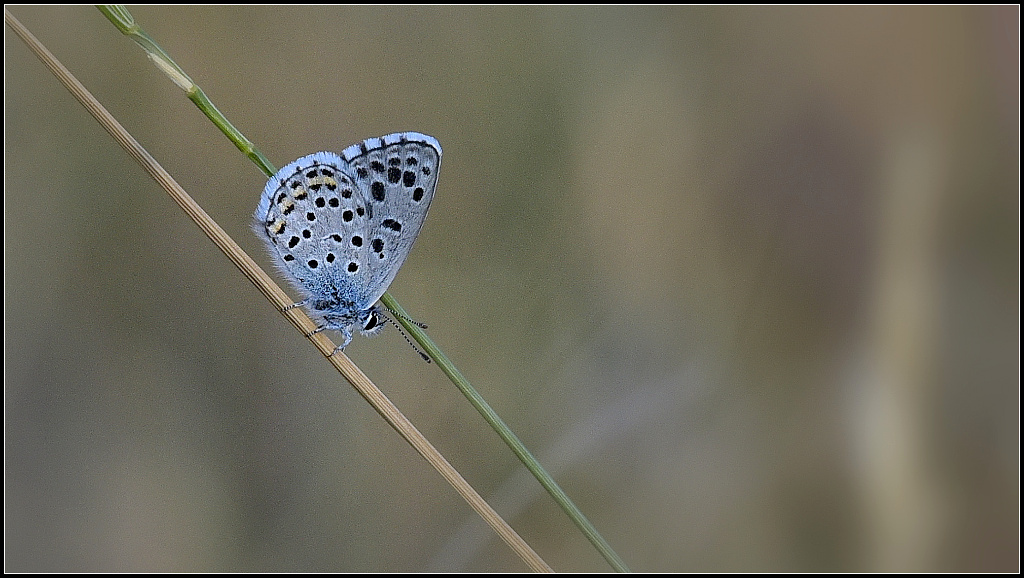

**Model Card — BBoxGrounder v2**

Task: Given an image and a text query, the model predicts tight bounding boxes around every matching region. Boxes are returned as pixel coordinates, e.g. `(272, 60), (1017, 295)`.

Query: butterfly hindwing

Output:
(255, 151), (372, 305)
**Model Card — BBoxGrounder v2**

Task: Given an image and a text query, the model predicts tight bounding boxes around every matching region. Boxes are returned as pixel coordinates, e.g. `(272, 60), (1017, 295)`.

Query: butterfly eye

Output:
(363, 311), (381, 332)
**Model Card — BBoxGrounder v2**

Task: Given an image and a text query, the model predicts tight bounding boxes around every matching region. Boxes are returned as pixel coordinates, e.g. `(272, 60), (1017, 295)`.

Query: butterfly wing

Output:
(338, 132), (441, 308)
(255, 151), (374, 311)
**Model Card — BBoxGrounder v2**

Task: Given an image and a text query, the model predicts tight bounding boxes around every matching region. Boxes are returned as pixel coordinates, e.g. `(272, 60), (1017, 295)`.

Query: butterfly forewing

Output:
(340, 133), (441, 307)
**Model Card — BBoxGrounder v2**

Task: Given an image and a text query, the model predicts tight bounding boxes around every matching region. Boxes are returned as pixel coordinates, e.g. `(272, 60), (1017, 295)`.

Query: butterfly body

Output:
(255, 132), (441, 349)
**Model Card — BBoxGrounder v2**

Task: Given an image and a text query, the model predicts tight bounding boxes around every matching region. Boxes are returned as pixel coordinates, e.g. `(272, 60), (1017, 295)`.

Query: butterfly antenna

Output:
(382, 305), (428, 329)
(381, 313), (431, 363)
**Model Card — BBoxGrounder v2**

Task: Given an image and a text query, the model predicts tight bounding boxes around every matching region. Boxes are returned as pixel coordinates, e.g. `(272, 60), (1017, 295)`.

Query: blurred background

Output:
(5, 6), (1018, 572)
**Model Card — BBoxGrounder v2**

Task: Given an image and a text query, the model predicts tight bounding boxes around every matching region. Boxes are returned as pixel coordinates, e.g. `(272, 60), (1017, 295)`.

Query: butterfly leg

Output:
(329, 328), (354, 356)
(303, 324), (353, 356)
(282, 298), (310, 312)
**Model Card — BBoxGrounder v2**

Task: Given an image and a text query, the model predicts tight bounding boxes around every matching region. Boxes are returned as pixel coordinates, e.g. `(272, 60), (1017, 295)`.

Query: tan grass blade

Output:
(5, 8), (553, 573)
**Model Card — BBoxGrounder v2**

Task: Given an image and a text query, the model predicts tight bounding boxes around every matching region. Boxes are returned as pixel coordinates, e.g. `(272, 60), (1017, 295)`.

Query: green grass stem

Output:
(97, 5), (629, 571)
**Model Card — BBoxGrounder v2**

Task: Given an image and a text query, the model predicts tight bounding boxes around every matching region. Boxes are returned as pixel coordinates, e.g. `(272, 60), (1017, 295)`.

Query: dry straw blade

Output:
(4, 8), (552, 573)
(95, 5), (629, 571)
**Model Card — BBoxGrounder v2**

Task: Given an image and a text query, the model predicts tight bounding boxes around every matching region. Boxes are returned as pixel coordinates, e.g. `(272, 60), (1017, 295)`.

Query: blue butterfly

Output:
(255, 132), (441, 352)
